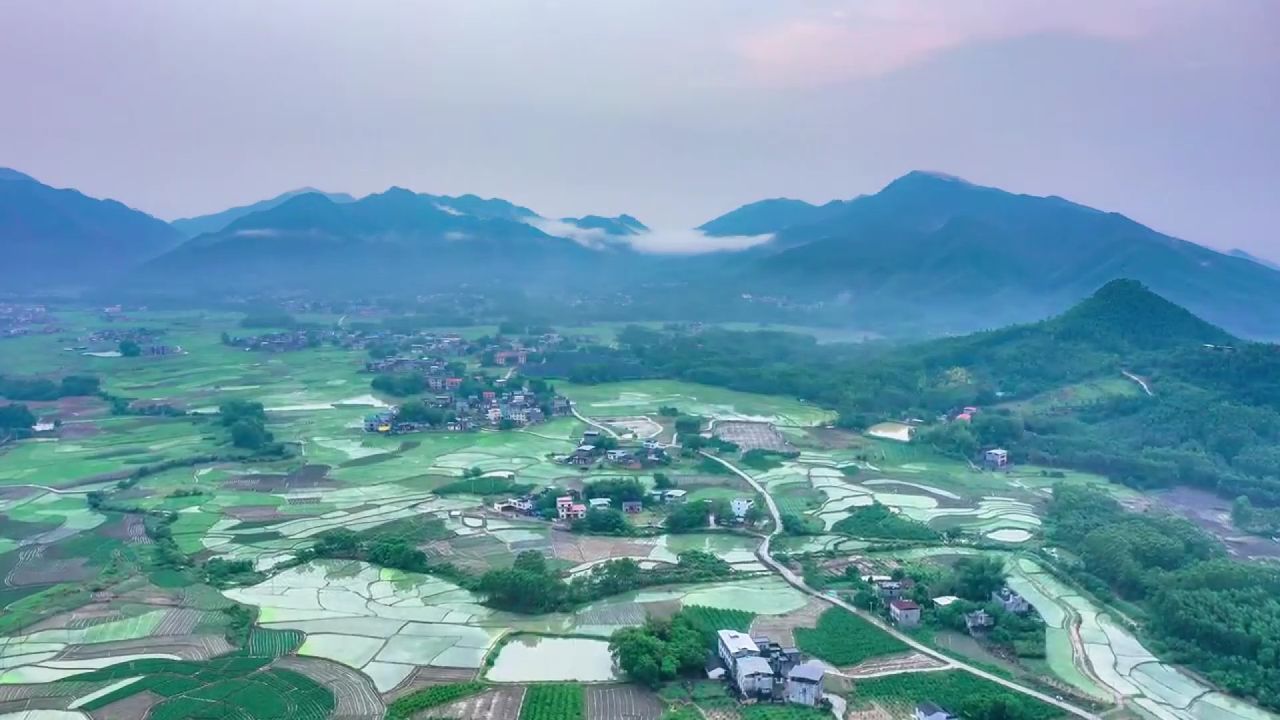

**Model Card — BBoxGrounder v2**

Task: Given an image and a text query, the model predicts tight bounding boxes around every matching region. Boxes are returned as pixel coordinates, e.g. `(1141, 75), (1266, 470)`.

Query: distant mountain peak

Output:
(562, 214), (649, 236)
(1229, 248), (1280, 271)
(0, 167), (36, 183)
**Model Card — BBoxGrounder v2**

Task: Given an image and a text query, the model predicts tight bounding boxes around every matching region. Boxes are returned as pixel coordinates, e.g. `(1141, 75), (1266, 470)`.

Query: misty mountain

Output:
(0, 168), (183, 290)
(698, 197), (856, 238)
(727, 171), (1280, 338)
(562, 214), (648, 236)
(1229, 248), (1280, 272)
(171, 188), (356, 237)
(133, 188), (624, 294)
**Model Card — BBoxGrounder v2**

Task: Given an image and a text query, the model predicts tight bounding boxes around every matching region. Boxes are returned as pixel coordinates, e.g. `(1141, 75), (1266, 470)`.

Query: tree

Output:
(952, 556), (1007, 601)
(653, 472), (675, 490)
(665, 503), (711, 532)
(230, 418), (272, 450)
(574, 508), (630, 535)
(674, 416), (703, 435)
(119, 339), (141, 357)
(0, 403), (36, 431)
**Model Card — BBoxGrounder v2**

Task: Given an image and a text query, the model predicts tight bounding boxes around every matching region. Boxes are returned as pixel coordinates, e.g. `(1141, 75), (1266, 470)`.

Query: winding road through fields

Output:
(698, 450), (1102, 720)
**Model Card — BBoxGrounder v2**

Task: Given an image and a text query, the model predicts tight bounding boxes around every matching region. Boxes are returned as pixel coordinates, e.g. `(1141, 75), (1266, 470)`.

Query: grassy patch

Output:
(681, 605), (756, 635)
(794, 608), (907, 666)
(831, 502), (940, 541)
(520, 684), (585, 720)
(437, 475), (535, 496)
(386, 681), (486, 720)
(852, 670), (1062, 720)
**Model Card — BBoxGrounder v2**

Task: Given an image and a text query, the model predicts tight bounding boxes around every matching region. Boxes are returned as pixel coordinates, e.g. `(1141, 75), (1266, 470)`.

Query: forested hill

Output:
(613, 280), (1280, 505)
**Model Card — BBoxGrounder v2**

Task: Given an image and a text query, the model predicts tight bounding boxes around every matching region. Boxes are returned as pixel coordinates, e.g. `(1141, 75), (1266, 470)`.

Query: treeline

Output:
(0, 373), (101, 401)
(304, 527), (736, 614)
(1047, 485), (1280, 709)
(614, 318), (1280, 507)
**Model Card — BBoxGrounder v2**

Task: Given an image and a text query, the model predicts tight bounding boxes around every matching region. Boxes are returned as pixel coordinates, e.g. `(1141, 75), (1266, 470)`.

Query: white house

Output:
(889, 599), (921, 627)
(915, 702), (956, 720)
(716, 629), (759, 671)
(730, 498), (754, 520)
(588, 497), (612, 509)
(734, 656), (774, 696)
(784, 661), (825, 706)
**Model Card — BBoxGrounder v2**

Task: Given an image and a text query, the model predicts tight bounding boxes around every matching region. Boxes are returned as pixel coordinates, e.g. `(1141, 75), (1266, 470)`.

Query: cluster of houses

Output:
(872, 575), (1034, 632)
(713, 629), (827, 708)
(0, 304), (58, 339)
(223, 329), (323, 353)
(364, 385), (569, 435)
(564, 430), (669, 469)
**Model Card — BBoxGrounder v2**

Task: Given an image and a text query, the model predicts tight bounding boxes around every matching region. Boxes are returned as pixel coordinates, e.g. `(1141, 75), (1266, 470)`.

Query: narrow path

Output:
(699, 451), (1102, 720)
(1121, 370), (1153, 397)
(570, 403), (620, 439)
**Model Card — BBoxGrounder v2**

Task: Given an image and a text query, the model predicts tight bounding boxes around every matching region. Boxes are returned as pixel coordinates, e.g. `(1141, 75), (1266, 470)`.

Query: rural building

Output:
(734, 656), (774, 696)
(606, 449), (632, 462)
(621, 500), (643, 513)
(567, 444), (597, 466)
(889, 599), (921, 627)
(784, 661), (826, 706)
(730, 498), (755, 519)
(984, 448), (1009, 469)
(876, 579), (914, 599)
(993, 587), (1031, 614)
(588, 498), (612, 509)
(915, 702), (957, 720)
(445, 377), (463, 390)
(662, 489), (687, 503)
(716, 629), (760, 671)
(932, 595), (961, 608)
(965, 609), (995, 635)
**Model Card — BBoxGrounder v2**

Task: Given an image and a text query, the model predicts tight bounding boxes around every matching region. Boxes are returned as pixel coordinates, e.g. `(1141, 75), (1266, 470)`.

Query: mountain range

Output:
(2, 166), (1278, 338)
(0, 168), (183, 290)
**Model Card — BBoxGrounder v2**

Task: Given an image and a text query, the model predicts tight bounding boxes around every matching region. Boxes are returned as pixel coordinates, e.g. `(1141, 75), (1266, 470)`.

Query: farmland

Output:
(520, 683), (585, 720)
(2, 308), (1275, 720)
(793, 608), (907, 667)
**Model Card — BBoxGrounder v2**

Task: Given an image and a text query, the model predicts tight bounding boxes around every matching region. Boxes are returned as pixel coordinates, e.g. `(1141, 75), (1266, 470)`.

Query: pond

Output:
(985, 528), (1033, 543)
(485, 636), (618, 682)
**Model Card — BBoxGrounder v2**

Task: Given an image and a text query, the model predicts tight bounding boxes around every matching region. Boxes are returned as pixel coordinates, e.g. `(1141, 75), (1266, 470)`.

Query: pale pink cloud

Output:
(735, 0), (1184, 86)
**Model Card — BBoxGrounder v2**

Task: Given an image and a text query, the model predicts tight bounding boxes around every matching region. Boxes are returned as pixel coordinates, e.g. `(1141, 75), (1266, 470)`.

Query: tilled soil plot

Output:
(90, 690), (164, 720)
(55, 635), (233, 662)
(435, 686), (527, 720)
(382, 666), (479, 702)
(275, 656), (385, 720)
(587, 685), (664, 720)
(5, 545), (94, 587)
(749, 596), (828, 647)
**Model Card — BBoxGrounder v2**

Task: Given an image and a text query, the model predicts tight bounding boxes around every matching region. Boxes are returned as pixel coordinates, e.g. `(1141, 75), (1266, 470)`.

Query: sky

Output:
(1, 0), (1277, 255)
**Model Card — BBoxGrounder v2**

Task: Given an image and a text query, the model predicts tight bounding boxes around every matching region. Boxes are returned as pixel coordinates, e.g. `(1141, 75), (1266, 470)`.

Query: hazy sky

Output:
(1, 0), (1277, 254)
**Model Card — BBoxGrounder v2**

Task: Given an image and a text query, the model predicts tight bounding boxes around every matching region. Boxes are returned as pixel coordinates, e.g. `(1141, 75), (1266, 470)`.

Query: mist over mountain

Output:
(171, 188), (356, 237)
(0, 168), (183, 290)
(722, 171), (1280, 337)
(5, 165), (1278, 339)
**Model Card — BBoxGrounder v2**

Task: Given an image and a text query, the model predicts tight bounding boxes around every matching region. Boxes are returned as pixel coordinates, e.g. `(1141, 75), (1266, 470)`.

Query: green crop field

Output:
(852, 670), (1063, 720)
(386, 681), (487, 719)
(243, 627), (304, 657)
(794, 608), (907, 666)
(520, 684), (585, 720)
(72, 656), (334, 720)
(680, 605), (755, 634)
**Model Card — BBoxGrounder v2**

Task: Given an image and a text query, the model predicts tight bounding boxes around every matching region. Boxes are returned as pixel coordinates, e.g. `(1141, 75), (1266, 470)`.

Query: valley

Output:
(1, 295), (1278, 720)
